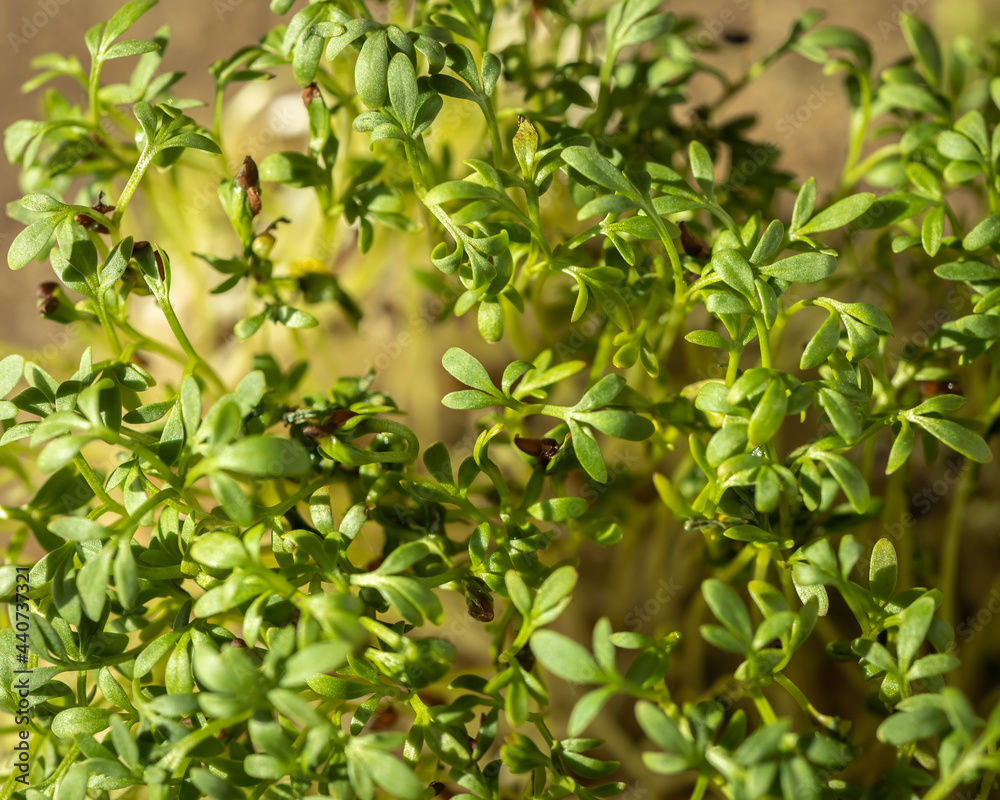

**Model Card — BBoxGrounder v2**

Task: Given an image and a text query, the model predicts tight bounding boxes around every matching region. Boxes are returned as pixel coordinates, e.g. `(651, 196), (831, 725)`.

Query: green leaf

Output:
(886, 419), (915, 475)
(700, 624), (748, 653)
(934, 261), (999, 281)
(575, 374), (625, 411)
(711, 249), (757, 301)
(356, 30), (389, 109)
(796, 194), (874, 235)
(282, 642), (352, 687)
(900, 14), (942, 86)
(869, 538), (897, 605)
(702, 579), (752, 644)
(907, 653), (961, 681)
(505, 570), (532, 617)
(51, 707), (111, 739)
(530, 630), (604, 683)
(818, 388), (859, 443)
(527, 497), (588, 522)
(532, 566), (578, 627)
(8, 216), (62, 270)
(442, 389), (499, 410)
(387, 53), (418, 133)
(159, 132), (221, 154)
(877, 707), (950, 745)
(133, 100), (157, 141)
(897, 595), (935, 672)
(751, 220), (785, 264)
(424, 180), (497, 205)
(791, 178), (817, 231)
(880, 83), (945, 116)
(190, 533), (248, 570)
(102, 0), (158, 47)
(853, 638), (898, 674)
(568, 687), (615, 736)
(39, 435), (93, 474)
(686, 330), (730, 350)
(348, 740), (423, 800)
(376, 541), (434, 575)
(561, 146), (634, 196)
(955, 314), (1000, 339)
(569, 421), (607, 482)
(759, 253), (837, 283)
(0, 355), (25, 397)
(635, 701), (690, 753)
(103, 39), (161, 60)
(748, 380), (787, 445)
(689, 141), (714, 196)
(836, 301), (895, 335)
(259, 152), (327, 188)
(215, 436), (311, 476)
(910, 416), (992, 462)
(77, 548), (112, 621)
(814, 451), (869, 512)
(481, 51), (502, 96)
(921, 206), (944, 256)
(724, 524), (792, 549)
(442, 347), (499, 395)
(963, 215), (1000, 250)
(49, 518), (110, 542)
(800, 310), (841, 369)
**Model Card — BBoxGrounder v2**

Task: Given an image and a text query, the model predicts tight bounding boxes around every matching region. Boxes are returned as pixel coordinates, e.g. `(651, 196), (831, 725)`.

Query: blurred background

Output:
(4, 1), (1000, 795)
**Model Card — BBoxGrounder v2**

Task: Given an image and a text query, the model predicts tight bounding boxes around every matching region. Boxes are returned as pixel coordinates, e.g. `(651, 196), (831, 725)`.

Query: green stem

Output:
(35, 744), (81, 792)
(774, 673), (840, 731)
(591, 50), (616, 135)
(940, 461), (979, 628)
(749, 686), (777, 725)
(101, 429), (181, 491)
(482, 99), (504, 169)
(922, 733), (994, 800)
(112, 148), (154, 228)
(648, 207), (688, 357)
(74, 455), (127, 514)
(838, 74), (872, 193)
(88, 57), (103, 129)
(159, 294), (226, 393)
(212, 83), (228, 169)
(754, 315), (772, 368)
(726, 348), (741, 386)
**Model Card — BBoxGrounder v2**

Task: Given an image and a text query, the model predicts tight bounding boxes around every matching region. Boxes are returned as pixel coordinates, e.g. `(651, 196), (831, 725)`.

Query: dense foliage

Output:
(2, 1), (1000, 798)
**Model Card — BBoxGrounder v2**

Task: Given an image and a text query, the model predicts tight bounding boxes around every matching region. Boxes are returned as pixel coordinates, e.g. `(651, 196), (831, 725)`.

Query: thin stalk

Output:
(93, 301), (124, 358)
(839, 74), (872, 193)
(754, 315), (772, 368)
(159, 295), (226, 393)
(88, 57), (103, 128)
(113, 148), (154, 227)
(749, 686), (777, 725)
(774, 673), (840, 730)
(74, 455), (127, 515)
(940, 461), (979, 628)
(482, 98), (504, 169)
(726, 347), (741, 386)
(922, 733), (994, 800)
